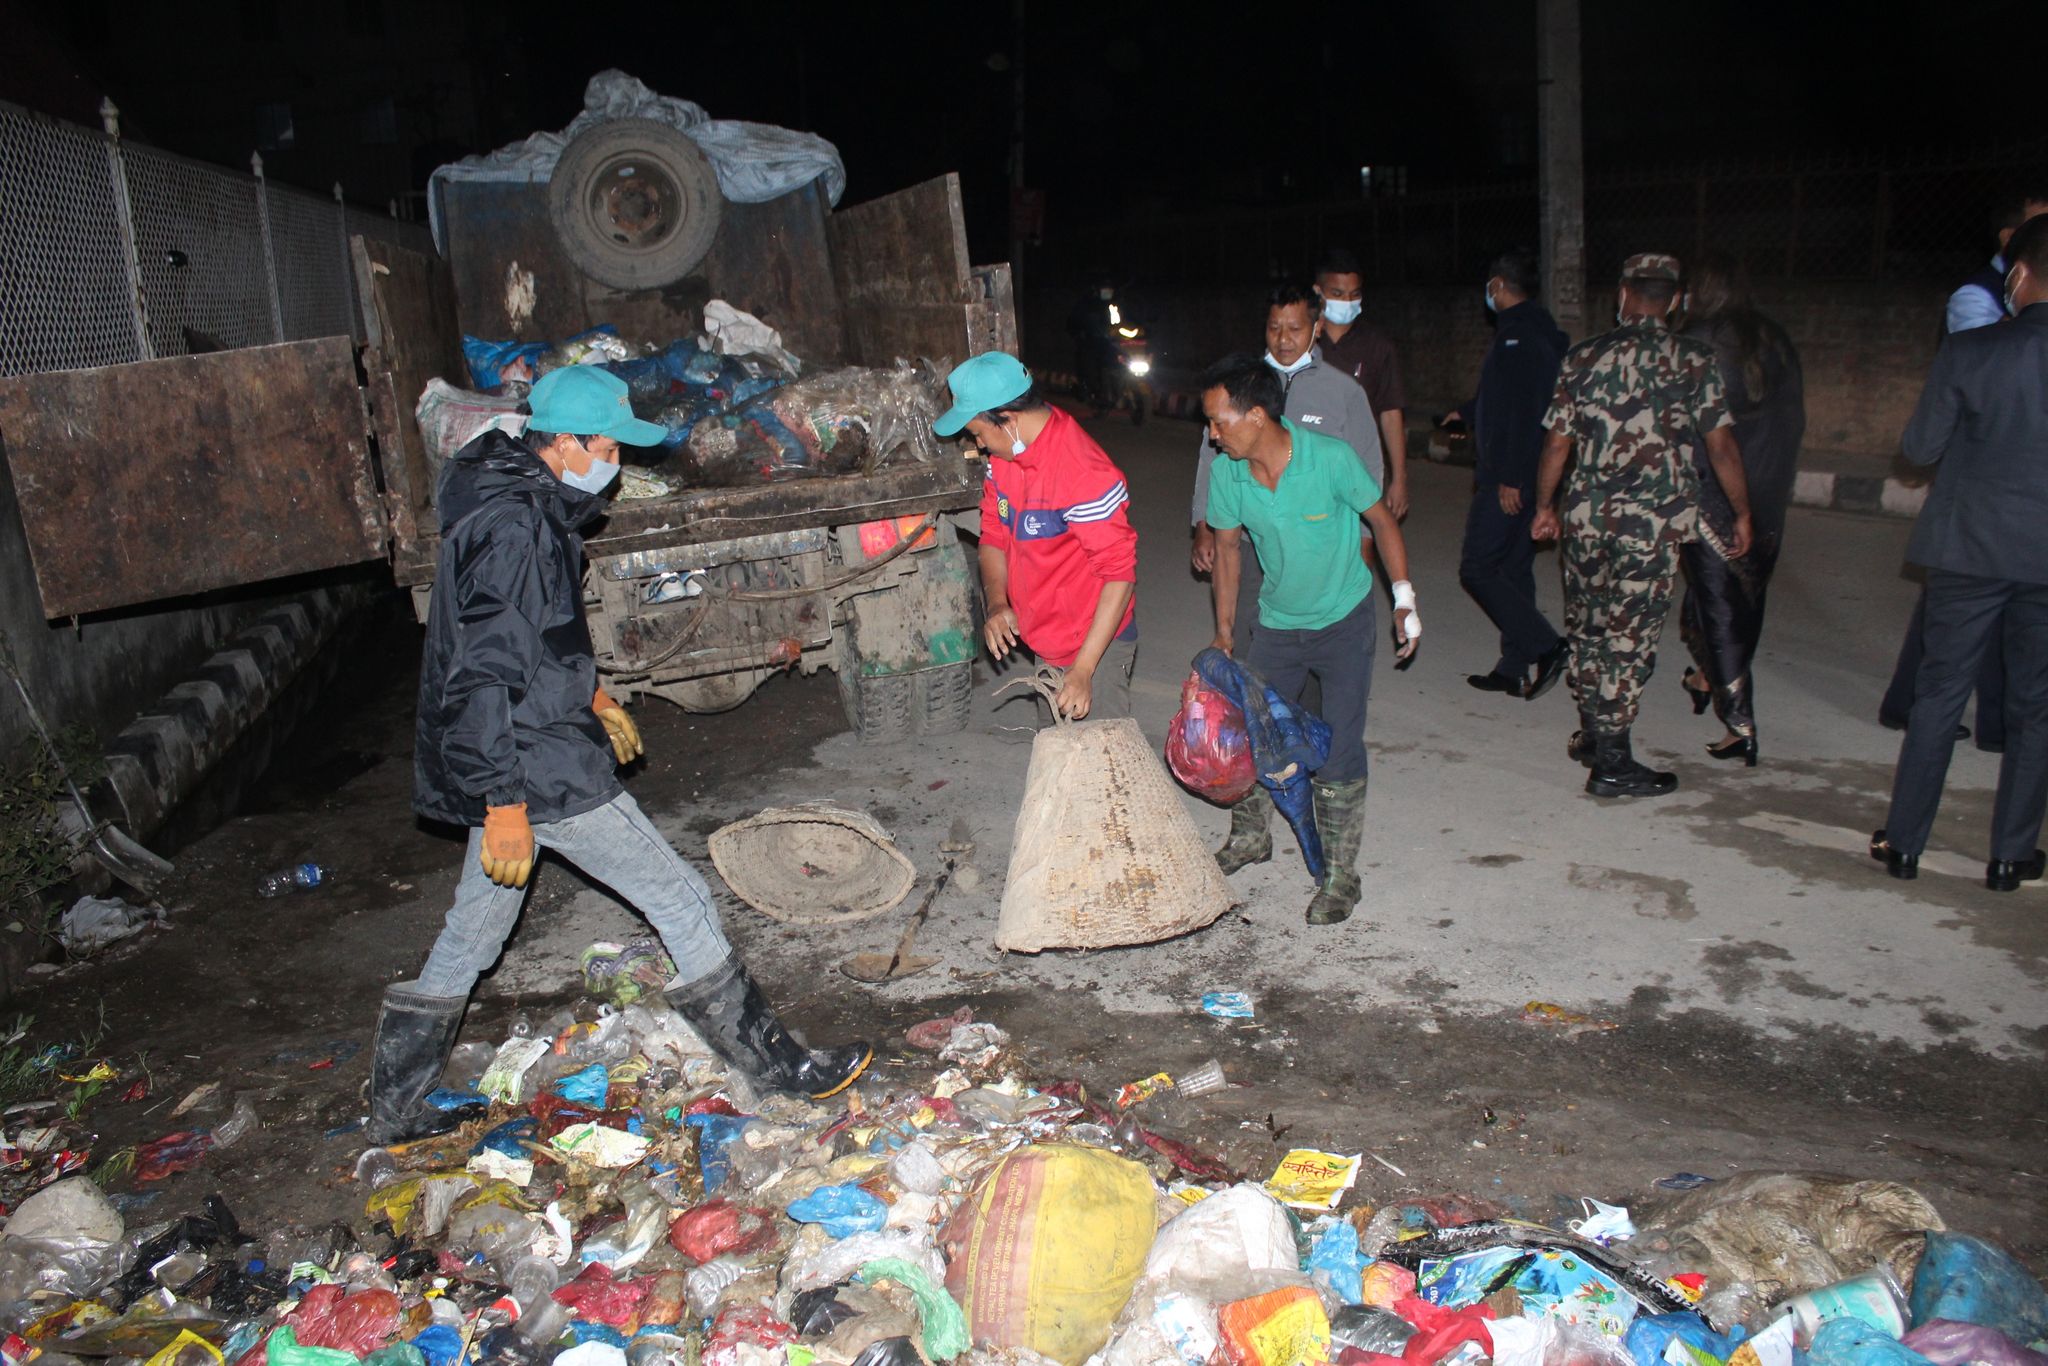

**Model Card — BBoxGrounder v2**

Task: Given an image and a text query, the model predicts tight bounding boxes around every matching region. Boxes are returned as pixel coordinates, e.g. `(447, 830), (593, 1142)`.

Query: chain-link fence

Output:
(0, 99), (432, 379)
(1038, 145), (2048, 290)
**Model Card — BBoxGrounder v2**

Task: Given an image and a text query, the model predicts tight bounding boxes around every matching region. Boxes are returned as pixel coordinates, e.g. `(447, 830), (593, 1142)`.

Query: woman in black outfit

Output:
(1678, 255), (1806, 765)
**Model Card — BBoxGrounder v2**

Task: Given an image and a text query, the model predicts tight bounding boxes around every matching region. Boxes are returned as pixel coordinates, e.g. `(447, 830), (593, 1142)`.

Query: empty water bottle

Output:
(256, 864), (328, 898)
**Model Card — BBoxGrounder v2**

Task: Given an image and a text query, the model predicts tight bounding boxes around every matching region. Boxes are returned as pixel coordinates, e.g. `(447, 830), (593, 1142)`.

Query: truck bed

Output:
(588, 453), (984, 558)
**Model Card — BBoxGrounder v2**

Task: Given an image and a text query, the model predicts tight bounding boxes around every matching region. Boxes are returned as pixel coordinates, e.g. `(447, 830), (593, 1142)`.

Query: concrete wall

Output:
(1024, 278), (1950, 470)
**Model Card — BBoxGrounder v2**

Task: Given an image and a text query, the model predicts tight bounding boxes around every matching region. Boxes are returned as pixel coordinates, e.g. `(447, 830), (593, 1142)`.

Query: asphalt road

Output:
(616, 413), (2041, 1060)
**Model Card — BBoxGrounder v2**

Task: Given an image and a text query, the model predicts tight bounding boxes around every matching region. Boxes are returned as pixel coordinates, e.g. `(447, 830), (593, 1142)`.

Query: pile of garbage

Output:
(4, 955), (2044, 1366)
(419, 306), (947, 492)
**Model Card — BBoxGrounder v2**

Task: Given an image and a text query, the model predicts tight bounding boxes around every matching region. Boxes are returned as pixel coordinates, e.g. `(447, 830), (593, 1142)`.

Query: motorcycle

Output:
(1105, 308), (1153, 427)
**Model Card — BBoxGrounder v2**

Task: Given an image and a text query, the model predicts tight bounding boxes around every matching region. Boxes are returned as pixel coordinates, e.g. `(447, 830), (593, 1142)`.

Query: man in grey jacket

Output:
(1190, 282), (1383, 645)
(1872, 213), (2048, 892)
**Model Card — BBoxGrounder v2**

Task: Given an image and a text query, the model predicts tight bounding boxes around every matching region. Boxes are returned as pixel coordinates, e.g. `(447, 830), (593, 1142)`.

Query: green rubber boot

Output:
(1215, 785), (1275, 875)
(1305, 777), (1370, 925)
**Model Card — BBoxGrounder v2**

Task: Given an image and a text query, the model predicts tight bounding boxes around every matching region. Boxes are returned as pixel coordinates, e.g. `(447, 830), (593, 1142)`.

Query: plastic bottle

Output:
(211, 1094), (262, 1149)
(255, 864), (329, 898)
(506, 1255), (562, 1314)
(353, 1148), (398, 1189)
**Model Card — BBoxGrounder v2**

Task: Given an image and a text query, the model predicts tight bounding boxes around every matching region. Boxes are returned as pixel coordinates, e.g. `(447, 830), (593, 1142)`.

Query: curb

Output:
(1418, 439), (1925, 521)
(88, 583), (374, 843)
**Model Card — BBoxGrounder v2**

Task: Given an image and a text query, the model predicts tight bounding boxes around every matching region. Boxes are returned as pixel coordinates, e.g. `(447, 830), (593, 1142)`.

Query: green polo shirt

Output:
(1206, 419), (1381, 631)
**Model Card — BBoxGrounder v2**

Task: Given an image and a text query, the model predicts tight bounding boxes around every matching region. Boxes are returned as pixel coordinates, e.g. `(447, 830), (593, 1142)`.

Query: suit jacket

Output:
(1903, 303), (2048, 586)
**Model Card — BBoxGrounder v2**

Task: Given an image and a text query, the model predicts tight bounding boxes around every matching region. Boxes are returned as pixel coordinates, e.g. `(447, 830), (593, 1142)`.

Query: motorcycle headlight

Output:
(1126, 359), (1151, 377)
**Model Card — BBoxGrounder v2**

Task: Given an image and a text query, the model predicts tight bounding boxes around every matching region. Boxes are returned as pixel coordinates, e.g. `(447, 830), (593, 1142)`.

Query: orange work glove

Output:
(480, 803), (534, 888)
(593, 688), (644, 765)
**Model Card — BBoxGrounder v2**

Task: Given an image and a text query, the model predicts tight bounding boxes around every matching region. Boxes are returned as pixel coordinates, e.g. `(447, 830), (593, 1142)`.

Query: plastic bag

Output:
(941, 1144), (1159, 1365)
(1143, 1184), (1302, 1292)
(1484, 1315), (1635, 1366)
(1908, 1233), (2048, 1347)
(1802, 1319), (1933, 1366)
(290, 1285), (402, 1355)
(1217, 1286), (1330, 1366)
(551, 1265), (649, 1328)
(1359, 1262), (1416, 1311)
(267, 1329), (359, 1366)
(788, 1185), (889, 1239)
(415, 379), (526, 471)
(859, 1257), (969, 1362)
(790, 1287), (865, 1338)
(1902, 1320), (2048, 1366)
(1328, 1307), (1412, 1357)
(703, 1305), (795, 1366)
(1622, 1312), (1746, 1366)
(1166, 673), (1257, 804)
(850, 1338), (923, 1366)
(667, 1200), (778, 1262)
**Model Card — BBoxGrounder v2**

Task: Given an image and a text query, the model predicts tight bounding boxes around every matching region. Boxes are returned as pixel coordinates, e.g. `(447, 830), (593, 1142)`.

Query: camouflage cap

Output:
(1620, 252), (1682, 282)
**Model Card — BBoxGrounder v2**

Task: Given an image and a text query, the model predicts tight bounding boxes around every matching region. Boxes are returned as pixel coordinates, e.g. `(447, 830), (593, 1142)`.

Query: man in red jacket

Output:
(936, 353), (1139, 719)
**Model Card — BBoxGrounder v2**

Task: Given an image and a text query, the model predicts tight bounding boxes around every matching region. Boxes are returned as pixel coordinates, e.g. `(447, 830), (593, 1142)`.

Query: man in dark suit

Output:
(1873, 214), (2048, 891)
(1448, 248), (1570, 699)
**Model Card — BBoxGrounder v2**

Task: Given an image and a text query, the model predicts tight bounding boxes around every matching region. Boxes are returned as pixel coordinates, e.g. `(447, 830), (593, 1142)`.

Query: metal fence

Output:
(1038, 145), (2048, 289)
(0, 99), (432, 379)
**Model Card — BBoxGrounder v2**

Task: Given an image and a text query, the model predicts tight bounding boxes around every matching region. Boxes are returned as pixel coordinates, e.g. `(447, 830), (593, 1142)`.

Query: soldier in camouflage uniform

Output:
(1528, 253), (1754, 797)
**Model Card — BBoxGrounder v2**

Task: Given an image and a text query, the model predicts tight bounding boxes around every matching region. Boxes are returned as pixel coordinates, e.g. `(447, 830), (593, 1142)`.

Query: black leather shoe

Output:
(1986, 849), (2046, 892)
(1869, 829), (1918, 880)
(1525, 641), (1569, 701)
(1466, 670), (1523, 694)
(1706, 735), (1758, 767)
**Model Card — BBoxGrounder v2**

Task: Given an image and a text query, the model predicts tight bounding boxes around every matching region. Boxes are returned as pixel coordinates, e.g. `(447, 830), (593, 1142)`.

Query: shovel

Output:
(841, 829), (972, 983)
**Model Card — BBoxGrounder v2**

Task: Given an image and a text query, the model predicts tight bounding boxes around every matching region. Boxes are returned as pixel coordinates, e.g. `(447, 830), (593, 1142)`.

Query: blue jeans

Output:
(415, 792), (732, 998)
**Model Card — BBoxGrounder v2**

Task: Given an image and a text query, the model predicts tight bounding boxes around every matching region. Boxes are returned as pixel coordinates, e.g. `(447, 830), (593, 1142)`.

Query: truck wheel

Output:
(835, 622), (975, 743)
(549, 119), (724, 290)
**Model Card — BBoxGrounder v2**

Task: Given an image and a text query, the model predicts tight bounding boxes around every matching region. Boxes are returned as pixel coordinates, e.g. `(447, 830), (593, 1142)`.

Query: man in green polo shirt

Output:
(1202, 352), (1420, 925)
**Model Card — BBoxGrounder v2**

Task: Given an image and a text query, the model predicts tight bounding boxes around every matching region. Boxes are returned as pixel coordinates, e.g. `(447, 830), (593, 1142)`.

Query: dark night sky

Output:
(492, 0), (2036, 258)
(5, 0), (2037, 265)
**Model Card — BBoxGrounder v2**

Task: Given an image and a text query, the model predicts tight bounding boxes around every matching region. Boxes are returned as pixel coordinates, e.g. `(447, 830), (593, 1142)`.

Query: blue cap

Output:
(528, 366), (668, 447)
(934, 352), (1032, 436)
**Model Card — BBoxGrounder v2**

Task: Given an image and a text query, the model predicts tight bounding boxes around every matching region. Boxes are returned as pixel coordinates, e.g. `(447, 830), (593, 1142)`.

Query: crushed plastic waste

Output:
(5, 964), (2042, 1366)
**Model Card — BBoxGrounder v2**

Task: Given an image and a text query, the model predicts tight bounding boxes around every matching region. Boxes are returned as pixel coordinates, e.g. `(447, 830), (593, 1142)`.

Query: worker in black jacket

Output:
(1873, 213), (2048, 891)
(1449, 249), (1570, 699)
(368, 366), (870, 1144)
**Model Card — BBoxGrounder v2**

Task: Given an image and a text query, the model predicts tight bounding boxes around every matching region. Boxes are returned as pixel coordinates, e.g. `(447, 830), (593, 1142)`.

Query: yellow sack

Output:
(941, 1143), (1158, 1365)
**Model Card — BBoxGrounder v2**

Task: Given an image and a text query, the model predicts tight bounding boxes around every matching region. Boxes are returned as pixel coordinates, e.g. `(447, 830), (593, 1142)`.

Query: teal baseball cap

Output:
(528, 365), (668, 446)
(934, 352), (1032, 436)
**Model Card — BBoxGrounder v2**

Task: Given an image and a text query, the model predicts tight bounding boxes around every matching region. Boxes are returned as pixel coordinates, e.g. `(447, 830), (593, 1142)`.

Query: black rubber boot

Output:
(1586, 730), (1677, 798)
(1305, 777), (1369, 925)
(366, 983), (469, 1145)
(665, 957), (872, 1099)
(1215, 785), (1275, 875)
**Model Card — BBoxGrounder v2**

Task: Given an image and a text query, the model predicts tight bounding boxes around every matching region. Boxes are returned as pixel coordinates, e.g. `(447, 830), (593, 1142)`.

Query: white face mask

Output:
(561, 455), (620, 494)
(2006, 270), (2025, 317)
(1266, 348), (1314, 377)
(1322, 298), (1362, 325)
(1005, 422), (1027, 457)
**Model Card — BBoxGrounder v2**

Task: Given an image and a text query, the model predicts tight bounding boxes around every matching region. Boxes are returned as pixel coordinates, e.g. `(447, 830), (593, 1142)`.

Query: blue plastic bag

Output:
(686, 1112), (754, 1193)
(552, 1064), (611, 1106)
(472, 1116), (537, 1159)
(1802, 1318), (1934, 1366)
(1192, 648), (1333, 878)
(1909, 1233), (2048, 1347)
(1626, 1312), (1746, 1366)
(787, 1183), (889, 1238)
(1306, 1219), (1364, 1306)
(409, 1325), (464, 1366)
(424, 1087), (488, 1111)
(462, 336), (548, 390)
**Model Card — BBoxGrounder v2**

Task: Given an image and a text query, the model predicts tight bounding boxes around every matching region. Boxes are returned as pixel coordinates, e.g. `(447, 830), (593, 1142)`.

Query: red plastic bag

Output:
(551, 1264), (649, 1327)
(1166, 672), (1256, 804)
(290, 1285), (403, 1354)
(135, 1131), (212, 1182)
(668, 1199), (778, 1261)
(704, 1305), (796, 1366)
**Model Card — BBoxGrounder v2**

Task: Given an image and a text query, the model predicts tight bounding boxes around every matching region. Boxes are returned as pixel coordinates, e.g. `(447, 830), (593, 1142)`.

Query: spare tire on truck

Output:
(548, 119), (724, 290)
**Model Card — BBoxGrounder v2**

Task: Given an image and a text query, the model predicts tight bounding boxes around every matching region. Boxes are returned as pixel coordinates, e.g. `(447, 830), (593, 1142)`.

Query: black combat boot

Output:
(664, 957), (871, 1099)
(1566, 711), (1598, 766)
(1586, 730), (1677, 798)
(1215, 785), (1275, 875)
(365, 983), (470, 1145)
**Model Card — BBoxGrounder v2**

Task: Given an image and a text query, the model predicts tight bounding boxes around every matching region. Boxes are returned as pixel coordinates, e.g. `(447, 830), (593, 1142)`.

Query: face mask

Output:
(1323, 298), (1362, 325)
(561, 456), (620, 494)
(1008, 425), (1027, 457)
(2006, 272), (2024, 317)
(1483, 283), (1498, 314)
(1266, 348), (1313, 377)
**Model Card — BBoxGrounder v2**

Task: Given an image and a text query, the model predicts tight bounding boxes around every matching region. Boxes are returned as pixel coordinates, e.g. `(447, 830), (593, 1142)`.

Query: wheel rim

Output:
(584, 153), (687, 252)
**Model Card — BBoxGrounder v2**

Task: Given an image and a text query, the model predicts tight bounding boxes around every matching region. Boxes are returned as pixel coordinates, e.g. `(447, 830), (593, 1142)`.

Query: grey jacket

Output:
(1902, 303), (2048, 586)
(1191, 350), (1384, 524)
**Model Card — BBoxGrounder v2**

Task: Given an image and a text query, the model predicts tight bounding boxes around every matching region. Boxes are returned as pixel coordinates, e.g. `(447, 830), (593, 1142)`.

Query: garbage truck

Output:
(0, 115), (1014, 743)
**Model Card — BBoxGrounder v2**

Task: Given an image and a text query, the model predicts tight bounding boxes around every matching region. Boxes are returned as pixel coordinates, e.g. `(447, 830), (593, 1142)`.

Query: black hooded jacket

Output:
(413, 429), (620, 826)
(1469, 300), (1569, 492)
